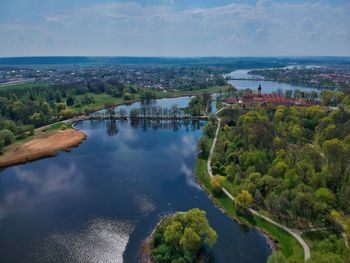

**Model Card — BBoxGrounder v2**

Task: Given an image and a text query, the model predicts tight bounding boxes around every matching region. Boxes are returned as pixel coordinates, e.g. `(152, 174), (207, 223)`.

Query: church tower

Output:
(258, 84), (262, 95)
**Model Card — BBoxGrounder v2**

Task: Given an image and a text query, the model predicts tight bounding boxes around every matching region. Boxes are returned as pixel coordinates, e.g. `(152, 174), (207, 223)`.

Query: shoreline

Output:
(0, 128), (86, 168)
(193, 165), (277, 254)
(0, 87), (228, 169)
(83, 86), (230, 115)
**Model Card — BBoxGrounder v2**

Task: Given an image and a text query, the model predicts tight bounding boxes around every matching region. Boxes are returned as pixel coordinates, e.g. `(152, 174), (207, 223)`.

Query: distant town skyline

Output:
(0, 0), (349, 57)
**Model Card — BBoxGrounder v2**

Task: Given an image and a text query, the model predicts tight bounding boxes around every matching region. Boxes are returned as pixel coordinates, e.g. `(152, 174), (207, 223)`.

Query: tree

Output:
(210, 176), (225, 196)
(152, 208), (217, 263)
(130, 108), (139, 119)
(235, 190), (253, 214)
(104, 102), (115, 119)
(30, 112), (46, 127)
(0, 129), (15, 146)
(267, 252), (286, 263)
(66, 96), (74, 106)
(203, 121), (216, 138)
(198, 137), (209, 158)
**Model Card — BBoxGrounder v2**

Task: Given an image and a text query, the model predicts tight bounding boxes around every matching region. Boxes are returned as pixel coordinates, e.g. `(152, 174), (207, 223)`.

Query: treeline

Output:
(248, 67), (350, 91)
(0, 79), (145, 153)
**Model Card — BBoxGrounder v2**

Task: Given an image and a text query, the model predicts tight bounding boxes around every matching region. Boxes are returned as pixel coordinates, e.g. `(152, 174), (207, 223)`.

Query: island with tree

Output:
(140, 208), (218, 263)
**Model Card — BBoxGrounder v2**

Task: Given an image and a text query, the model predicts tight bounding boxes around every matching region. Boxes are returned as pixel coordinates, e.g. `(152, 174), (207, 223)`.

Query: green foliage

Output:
(197, 137), (209, 158)
(235, 190), (253, 214)
(267, 252), (287, 263)
(187, 94), (212, 116)
(0, 129), (15, 146)
(151, 209), (217, 263)
(306, 252), (343, 263)
(210, 105), (350, 225)
(202, 121), (216, 138)
(210, 175), (225, 196)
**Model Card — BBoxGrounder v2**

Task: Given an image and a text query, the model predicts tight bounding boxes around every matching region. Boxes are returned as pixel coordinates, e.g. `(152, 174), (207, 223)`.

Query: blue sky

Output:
(0, 0), (349, 57)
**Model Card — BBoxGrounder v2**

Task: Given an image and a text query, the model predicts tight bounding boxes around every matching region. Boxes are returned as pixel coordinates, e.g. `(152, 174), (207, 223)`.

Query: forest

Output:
(198, 89), (350, 261)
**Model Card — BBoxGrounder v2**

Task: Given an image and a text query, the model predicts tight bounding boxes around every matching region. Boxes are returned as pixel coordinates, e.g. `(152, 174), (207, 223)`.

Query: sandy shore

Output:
(0, 128), (86, 168)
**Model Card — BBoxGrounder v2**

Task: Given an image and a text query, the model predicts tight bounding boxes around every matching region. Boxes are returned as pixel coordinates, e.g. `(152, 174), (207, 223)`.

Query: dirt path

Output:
(206, 106), (311, 261)
(0, 129), (86, 168)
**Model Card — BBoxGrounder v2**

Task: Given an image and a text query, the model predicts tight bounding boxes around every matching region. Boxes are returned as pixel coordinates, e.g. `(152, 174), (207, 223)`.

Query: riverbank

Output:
(0, 127), (86, 168)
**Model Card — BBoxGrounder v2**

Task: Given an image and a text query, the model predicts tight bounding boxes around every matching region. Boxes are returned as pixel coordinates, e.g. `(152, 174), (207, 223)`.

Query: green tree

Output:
(235, 190), (253, 214)
(0, 129), (15, 146)
(152, 208), (217, 263)
(203, 121), (216, 138)
(210, 176), (225, 196)
(198, 137), (209, 158)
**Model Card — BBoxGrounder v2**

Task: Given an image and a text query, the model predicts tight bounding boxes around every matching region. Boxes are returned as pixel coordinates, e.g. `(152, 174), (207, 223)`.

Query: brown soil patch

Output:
(0, 129), (86, 168)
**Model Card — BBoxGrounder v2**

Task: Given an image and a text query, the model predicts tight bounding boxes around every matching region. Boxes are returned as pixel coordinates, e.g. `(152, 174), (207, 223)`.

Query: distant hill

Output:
(0, 56), (349, 68)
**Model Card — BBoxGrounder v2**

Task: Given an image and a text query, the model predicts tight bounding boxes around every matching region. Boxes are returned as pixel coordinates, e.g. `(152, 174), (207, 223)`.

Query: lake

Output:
(0, 96), (271, 263)
(226, 69), (319, 93)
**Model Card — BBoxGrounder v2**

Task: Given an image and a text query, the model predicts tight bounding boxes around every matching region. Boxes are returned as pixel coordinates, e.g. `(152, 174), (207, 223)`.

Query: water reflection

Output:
(0, 117), (271, 263)
(106, 120), (119, 136)
(0, 163), (84, 219)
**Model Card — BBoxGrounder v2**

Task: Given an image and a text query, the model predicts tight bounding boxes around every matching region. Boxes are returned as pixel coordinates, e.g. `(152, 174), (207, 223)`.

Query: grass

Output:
(72, 93), (129, 111)
(41, 122), (72, 133)
(0, 82), (48, 91)
(195, 157), (304, 261)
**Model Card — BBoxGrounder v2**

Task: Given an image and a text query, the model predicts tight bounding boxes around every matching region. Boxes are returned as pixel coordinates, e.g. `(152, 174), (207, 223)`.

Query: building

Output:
(225, 85), (315, 108)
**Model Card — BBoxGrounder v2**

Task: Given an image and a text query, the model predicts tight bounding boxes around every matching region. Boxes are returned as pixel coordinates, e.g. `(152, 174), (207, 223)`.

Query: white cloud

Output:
(0, 0), (349, 56)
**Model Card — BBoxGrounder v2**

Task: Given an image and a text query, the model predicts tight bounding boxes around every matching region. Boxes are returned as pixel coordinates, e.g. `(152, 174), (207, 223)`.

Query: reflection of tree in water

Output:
(106, 120), (119, 136)
(129, 120), (204, 132)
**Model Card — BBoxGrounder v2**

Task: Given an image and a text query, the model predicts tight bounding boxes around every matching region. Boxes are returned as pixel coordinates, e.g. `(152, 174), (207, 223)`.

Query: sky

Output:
(0, 0), (349, 57)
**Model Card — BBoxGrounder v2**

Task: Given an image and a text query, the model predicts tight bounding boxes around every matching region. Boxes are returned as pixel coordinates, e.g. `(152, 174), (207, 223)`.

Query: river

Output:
(226, 69), (319, 93)
(0, 96), (271, 263)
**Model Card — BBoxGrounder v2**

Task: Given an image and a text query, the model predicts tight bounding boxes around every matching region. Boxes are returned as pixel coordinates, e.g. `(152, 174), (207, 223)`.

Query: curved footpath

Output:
(207, 107), (311, 261)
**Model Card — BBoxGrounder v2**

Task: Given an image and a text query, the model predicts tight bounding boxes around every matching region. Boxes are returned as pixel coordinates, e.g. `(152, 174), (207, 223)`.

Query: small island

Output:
(140, 208), (218, 263)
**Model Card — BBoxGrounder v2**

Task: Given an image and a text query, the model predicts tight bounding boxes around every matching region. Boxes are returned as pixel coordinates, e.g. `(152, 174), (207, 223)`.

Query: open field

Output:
(0, 82), (48, 91)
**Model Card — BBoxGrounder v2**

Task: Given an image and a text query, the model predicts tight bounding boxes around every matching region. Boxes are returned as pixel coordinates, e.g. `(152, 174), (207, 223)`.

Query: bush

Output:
(0, 129), (15, 146)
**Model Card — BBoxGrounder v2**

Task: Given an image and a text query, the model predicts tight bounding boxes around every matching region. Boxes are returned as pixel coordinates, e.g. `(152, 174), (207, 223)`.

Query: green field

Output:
(195, 158), (304, 261)
(0, 82), (48, 91)
(41, 122), (72, 133)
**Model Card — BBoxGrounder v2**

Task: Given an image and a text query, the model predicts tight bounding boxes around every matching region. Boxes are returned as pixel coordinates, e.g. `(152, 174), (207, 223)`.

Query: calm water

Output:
(0, 96), (271, 263)
(227, 69), (319, 93)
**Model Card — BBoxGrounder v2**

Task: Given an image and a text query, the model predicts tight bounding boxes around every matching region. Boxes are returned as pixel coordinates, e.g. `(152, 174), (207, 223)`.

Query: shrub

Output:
(0, 129), (15, 146)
